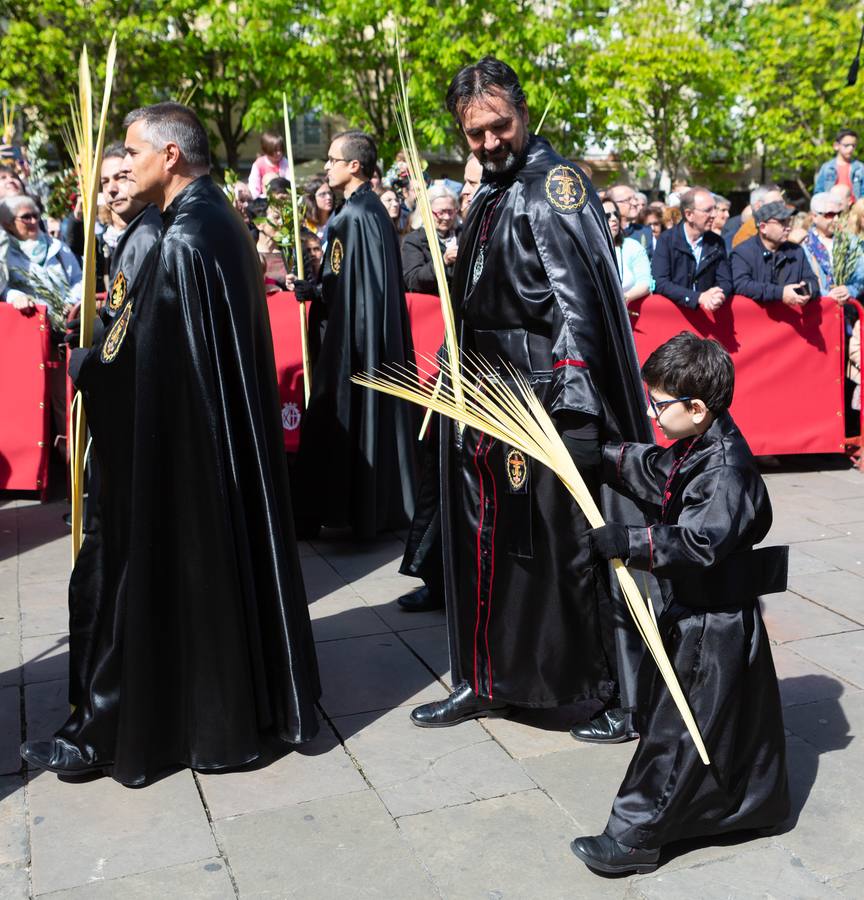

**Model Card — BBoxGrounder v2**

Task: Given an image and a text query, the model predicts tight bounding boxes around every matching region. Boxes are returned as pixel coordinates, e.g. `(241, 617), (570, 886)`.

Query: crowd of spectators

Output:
(2, 122), (862, 437)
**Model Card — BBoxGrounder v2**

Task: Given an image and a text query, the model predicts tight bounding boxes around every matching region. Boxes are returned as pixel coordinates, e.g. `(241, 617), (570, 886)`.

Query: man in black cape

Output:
(292, 130), (417, 539)
(20, 102), (320, 786)
(65, 141), (162, 699)
(410, 59), (653, 730)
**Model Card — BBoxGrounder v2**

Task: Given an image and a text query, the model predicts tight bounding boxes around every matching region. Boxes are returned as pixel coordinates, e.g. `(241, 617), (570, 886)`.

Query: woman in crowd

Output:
(379, 188), (408, 241)
(711, 194), (731, 236)
(401, 184), (460, 294)
(1, 192), (82, 437)
(302, 176), (334, 244)
(639, 206), (664, 255)
(248, 132), (290, 199)
(1, 193), (81, 318)
(604, 199), (651, 304)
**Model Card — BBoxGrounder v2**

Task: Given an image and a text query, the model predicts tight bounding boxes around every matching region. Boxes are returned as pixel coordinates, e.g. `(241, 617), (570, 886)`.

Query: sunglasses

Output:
(16, 213), (39, 223)
(818, 211), (839, 220)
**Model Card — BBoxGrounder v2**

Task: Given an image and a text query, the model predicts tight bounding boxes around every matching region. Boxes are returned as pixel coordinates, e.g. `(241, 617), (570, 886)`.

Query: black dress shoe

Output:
(396, 585), (444, 612)
(570, 833), (660, 875)
(570, 707), (638, 744)
(410, 682), (510, 727)
(20, 739), (112, 777)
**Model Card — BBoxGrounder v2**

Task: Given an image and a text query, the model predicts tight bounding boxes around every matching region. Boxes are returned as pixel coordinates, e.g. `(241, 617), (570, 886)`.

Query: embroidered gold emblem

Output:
(100, 301), (132, 363)
(544, 165), (587, 214)
(109, 270), (127, 312)
(330, 238), (344, 275)
(506, 448), (528, 491)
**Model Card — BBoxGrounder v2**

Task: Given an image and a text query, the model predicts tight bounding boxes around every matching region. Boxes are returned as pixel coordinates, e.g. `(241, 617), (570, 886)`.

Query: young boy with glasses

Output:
(570, 331), (790, 875)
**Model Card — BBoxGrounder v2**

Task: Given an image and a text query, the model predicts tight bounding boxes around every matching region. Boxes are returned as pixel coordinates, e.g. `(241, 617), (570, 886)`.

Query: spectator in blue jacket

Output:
(814, 129), (864, 201)
(730, 201), (819, 305)
(651, 187), (732, 311)
(802, 192), (864, 302)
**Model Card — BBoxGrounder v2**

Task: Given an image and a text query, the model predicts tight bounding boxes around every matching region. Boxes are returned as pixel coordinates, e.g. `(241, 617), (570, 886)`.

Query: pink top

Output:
(249, 155), (290, 199)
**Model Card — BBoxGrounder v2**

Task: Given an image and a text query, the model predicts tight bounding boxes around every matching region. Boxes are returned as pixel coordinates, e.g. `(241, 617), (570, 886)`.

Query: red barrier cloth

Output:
(0, 305), (51, 494)
(405, 292), (446, 383)
(266, 291), (307, 453)
(629, 295), (847, 456)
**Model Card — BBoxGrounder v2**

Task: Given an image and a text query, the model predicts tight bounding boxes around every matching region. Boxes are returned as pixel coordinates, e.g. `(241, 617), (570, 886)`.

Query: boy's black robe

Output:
(440, 136), (652, 706)
(59, 176), (321, 786)
(602, 412), (789, 848)
(294, 181), (417, 538)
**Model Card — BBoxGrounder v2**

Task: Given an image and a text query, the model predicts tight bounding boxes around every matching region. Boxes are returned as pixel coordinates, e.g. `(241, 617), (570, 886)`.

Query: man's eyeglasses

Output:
(15, 213), (39, 223)
(432, 208), (456, 218)
(647, 394), (693, 418)
(818, 210), (839, 220)
(326, 156), (348, 165)
(693, 206), (716, 215)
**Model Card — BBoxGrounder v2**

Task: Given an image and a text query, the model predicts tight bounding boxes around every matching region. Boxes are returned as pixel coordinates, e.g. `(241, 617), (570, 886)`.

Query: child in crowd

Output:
(571, 332), (790, 875)
(248, 131), (289, 199)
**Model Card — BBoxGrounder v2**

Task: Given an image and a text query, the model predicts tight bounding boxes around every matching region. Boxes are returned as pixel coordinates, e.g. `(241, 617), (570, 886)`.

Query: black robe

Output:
(59, 176), (320, 786)
(441, 136), (652, 706)
(602, 412), (789, 848)
(67, 205), (162, 702)
(294, 181), (417, 538)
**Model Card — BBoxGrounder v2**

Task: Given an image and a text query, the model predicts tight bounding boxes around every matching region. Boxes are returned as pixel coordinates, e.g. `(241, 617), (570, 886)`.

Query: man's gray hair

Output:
(426, 183), (459, 207)
(750, 184), (780, 207)
(679, 186), (712, 213)
(0, 193), (39, 228)
(811, 191), (841, 214)
(123, 102), (210, 169)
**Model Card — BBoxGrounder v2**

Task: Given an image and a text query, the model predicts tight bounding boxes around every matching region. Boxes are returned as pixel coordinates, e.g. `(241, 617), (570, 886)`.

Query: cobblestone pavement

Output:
(1, 461), (863, 898)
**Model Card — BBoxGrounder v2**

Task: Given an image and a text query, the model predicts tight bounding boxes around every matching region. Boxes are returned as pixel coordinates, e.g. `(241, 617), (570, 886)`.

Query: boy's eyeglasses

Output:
(648, 395), (693, 418)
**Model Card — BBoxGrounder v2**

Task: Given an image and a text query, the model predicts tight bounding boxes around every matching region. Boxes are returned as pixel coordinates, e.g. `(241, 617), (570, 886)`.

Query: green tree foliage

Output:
(581, 0), (739, 186)
(0, 1), (304, 167)
(740, 0), (864, 185)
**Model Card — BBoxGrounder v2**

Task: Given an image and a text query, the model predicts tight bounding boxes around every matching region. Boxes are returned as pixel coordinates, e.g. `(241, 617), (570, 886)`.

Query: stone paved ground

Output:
(1, 460), (863, 899)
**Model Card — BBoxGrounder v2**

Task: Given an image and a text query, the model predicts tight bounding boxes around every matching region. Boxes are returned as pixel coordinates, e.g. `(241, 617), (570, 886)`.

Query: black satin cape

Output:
(294, 181), (417, 539)
(440, 136), (652, 707)
(60, 176), (321, 786)
(602, 412), (789, 848)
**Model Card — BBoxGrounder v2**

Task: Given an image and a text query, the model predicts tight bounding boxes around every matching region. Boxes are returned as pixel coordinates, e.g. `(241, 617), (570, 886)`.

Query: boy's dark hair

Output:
(641, 331), (734, 415)
(835, 128), (858, 144)
(445, 56), (526, 126)
(332, 130), (377, 179)
(266, 177), (291, 196)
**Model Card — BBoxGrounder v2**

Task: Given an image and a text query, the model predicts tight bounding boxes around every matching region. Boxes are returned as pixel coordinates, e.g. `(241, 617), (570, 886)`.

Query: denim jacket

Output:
(814, 158), (864, 198)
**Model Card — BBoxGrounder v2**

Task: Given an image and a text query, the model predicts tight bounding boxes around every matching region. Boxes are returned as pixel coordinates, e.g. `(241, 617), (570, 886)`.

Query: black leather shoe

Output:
(396, 585), (444, 612)
(570, 833), (660, 875)
(410, 682), (510, 727)
(570, 707), (638, 744)
(20, 739), (112, 777)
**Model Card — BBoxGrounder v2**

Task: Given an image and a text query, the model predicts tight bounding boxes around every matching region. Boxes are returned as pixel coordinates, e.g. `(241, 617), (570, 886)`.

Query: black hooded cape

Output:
(294, 181), (417, 538)
(601, 412), (789, 848)
(60, 176), (321, 786)
(440, 136), (652, 707)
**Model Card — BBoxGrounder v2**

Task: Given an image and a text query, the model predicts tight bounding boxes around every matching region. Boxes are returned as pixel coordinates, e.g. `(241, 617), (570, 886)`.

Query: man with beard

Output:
(409, 58), (651, 735)
(20, 102), (320, 785)
(291, 130), (417, 540)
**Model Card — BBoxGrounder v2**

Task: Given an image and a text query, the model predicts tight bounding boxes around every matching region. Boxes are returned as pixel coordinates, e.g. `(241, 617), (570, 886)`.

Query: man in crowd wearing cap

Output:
(730, 200), (818, 305)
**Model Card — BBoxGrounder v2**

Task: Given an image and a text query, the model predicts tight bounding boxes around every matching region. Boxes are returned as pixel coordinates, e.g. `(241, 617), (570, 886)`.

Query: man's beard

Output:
(478, 140), (526, 175)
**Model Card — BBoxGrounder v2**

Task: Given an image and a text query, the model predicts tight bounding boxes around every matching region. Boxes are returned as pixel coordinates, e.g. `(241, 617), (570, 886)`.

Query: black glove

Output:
(64, 315), (105, 346)
(557, 412), (601, 469)
(581, 523), (629, 562)
(292, 279), (320, 302)
(67, 347), (90, 385)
